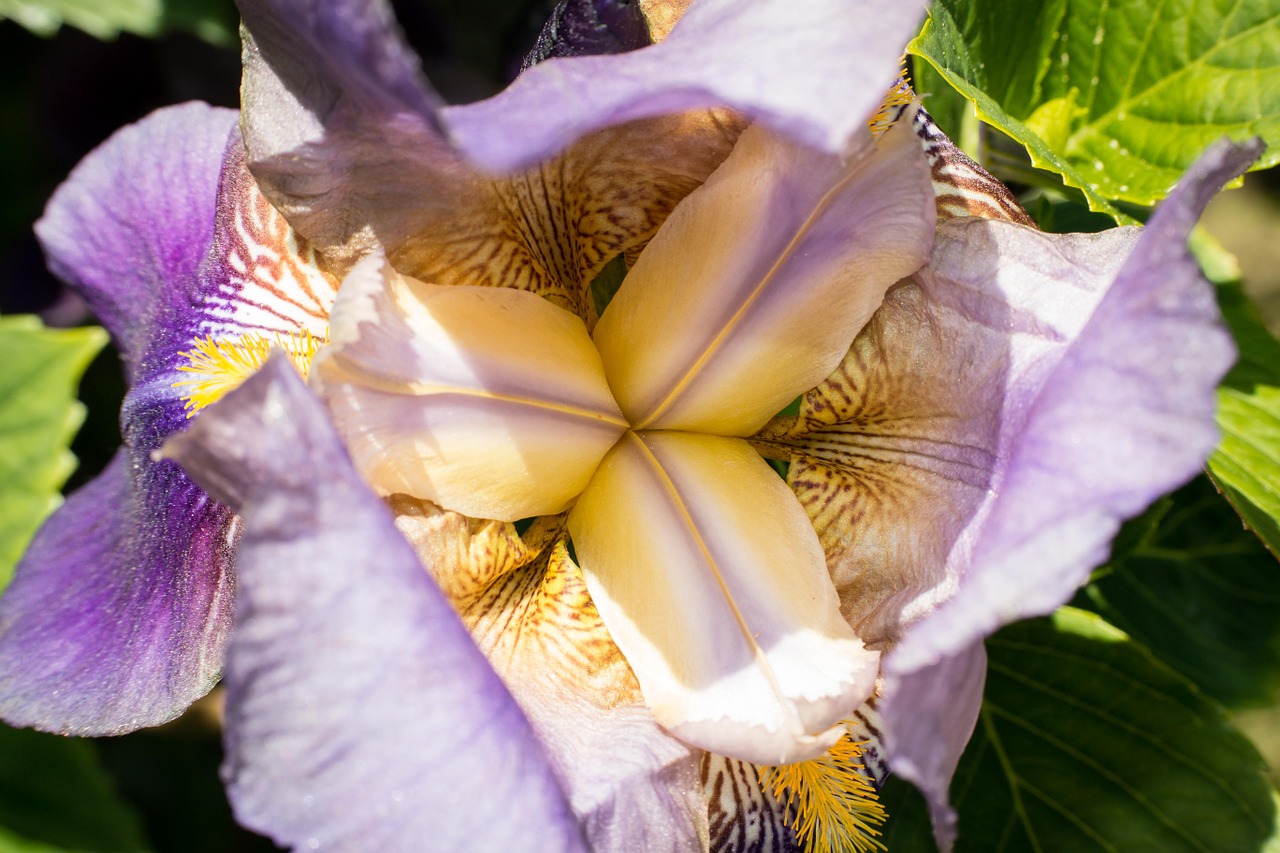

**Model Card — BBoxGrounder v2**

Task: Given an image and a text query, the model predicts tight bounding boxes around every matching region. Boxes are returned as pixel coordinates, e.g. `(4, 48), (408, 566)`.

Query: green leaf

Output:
(1076, 476), (1280, 708)
(909, 0), (1280, 211)
(0, 723), (150, 852)
(1197, 232), (1280, 558)
(879, 774), (940, 852)
(0, 316), (107, 592)
(0, 0), (237, 45)
(950, 608), (1275, 851)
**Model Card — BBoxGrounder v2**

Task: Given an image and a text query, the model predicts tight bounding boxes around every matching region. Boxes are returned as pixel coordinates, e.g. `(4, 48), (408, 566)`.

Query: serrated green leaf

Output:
(0, 316), (107, 591)
(949, 608), (1275, 851)
(0, 723), (149, 852)
(1194, 232), (1280, 558)
(0, 0), (160, 37)
(1076, 476), (1280, 708)
(0, 0), (236, 45)
(909, 0), (1280, 211)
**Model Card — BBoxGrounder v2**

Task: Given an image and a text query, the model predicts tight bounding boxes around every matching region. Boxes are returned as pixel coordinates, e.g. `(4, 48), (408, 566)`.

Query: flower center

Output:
(758, 726), (888, 853)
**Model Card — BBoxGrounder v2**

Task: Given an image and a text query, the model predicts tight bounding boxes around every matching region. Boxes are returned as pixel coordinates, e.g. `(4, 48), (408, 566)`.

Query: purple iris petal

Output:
(0, 103), (240, 734)
(881, 138), (1261, 845)
(165, 357), (585, 853)
(235, 0), (460, 265)
(443, 0), (930, 173)
(879, 643), (987, 850)
(236, 0), (442, 120)
(34, 102), (237, 374)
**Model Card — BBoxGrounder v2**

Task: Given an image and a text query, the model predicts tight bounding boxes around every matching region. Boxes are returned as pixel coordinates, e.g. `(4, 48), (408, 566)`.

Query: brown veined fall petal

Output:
(396, 110), (744, 324)
(311, 253), (627, 521)
(464, 530), (710, 851)
(388, 500), (709, 851)
(751, 276), (1005, 647)
(593, 112), (934, 437)
(567, 430), (879, 766)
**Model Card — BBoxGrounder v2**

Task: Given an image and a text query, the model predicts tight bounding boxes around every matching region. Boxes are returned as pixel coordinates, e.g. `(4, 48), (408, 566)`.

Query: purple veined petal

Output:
(879, 642), (986, 851)
(164, 356), (585, 853)
(869, 139), (1260, 846)
(0, 103), (243, 735)
(443, 0), (931, 173)
(0, 372), (235, 735)
(886, 139), (1260, 679)
(34, 102), (237, 374)
(594, 115), (934, 437)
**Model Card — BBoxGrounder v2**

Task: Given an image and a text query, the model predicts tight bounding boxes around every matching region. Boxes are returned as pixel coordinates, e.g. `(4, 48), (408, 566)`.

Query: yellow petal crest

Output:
(312, 253), (628, 521)
(567, 430), (879, 765)
(593, 115), (934, 436)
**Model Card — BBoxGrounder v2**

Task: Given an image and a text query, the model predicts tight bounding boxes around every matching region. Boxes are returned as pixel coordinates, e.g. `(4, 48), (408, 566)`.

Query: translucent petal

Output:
(594, 117), (934, 436)
(311, 254), (627, 521)
(444, 0), (930, 172)
(164, 357), (585, 852)
(567, 430), (879, 765)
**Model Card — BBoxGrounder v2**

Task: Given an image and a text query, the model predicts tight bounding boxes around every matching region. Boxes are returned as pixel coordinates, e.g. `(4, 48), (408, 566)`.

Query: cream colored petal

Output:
(568, 430), (879, 765)
(311, 254), (627, 521)
(594, 114), (934, 436)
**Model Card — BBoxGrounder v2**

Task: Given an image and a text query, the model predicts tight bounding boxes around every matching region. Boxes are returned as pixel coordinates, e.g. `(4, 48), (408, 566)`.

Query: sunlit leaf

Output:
(1197, 232), (1280, 557)
(0, 316), (106, 591)
(909, 0), (1280, 211)
(0, 0), (237, 45)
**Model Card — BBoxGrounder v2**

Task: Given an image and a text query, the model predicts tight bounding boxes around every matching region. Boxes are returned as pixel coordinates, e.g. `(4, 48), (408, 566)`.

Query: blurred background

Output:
(0, 1), (1276, 850)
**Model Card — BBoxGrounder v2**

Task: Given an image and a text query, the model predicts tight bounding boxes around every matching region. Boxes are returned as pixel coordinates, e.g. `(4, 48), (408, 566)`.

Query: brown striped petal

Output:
(311, 254), (628, 521)
(911, 106), (1034, 226)
(391, 110), (743, 323)
(196, 143), (339, 343)
(751, 275), (1005, 648)
(703, 753), (794, 852)
(240, 5), (740, 324)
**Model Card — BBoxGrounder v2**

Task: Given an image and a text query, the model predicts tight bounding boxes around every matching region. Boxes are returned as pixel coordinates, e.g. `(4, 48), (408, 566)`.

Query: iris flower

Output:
(0, 0), (1257, 850)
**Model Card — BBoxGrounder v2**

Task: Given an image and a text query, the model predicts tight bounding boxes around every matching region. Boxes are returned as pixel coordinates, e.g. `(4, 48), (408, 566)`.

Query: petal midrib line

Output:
(337, 367), (631, 430)
(626, 430), (790, 706)
(630, 146), (874, 431)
